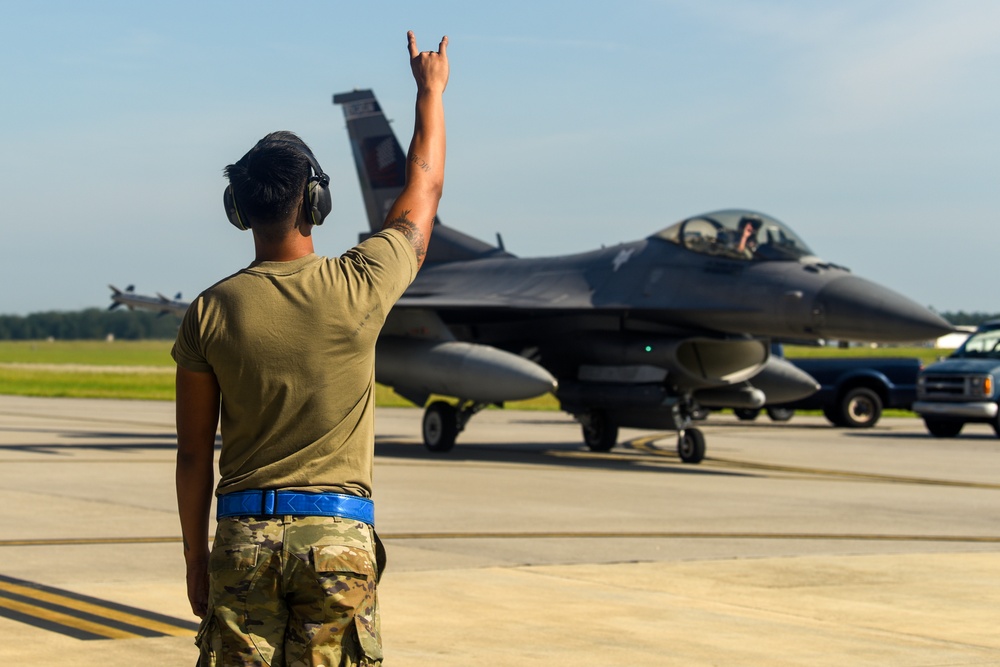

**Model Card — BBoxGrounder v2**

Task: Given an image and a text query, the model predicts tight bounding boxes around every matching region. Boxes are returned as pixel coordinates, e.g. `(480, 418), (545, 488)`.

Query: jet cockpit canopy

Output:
(654, 209), (814, 262)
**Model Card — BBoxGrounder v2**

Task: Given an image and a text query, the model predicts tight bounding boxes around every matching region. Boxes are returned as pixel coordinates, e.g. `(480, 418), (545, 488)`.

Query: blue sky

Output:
(1, 1), (997, 316)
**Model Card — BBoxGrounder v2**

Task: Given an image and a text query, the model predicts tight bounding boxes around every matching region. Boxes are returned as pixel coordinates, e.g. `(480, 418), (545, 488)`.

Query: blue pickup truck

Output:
(734, 354), (923, 428)
(912, 321), (1000, 438)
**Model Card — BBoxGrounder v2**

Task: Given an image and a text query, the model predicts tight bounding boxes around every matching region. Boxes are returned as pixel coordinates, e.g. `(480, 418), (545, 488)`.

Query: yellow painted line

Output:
(0, 580), (192, 637)
(626, 434), (1000, 490)
(0, 595), (142, 640)
(0, 459), (176, 464)
(710, 457), (1000, 490)
(5, 532), (997, 549)
(380, 531), (1000, 543)
(0, 537), (182, 548)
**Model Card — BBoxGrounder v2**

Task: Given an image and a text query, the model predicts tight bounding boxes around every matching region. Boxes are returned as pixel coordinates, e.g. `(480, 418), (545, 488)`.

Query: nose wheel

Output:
(677, 427), (705, 464)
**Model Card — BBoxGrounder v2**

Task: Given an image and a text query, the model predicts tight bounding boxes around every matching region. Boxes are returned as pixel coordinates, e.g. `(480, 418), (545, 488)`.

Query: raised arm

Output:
(382, 31), (449, 269)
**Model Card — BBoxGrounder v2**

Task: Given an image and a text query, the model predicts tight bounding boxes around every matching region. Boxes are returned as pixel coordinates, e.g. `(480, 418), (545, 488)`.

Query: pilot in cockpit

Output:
(733, 214), (763, 259)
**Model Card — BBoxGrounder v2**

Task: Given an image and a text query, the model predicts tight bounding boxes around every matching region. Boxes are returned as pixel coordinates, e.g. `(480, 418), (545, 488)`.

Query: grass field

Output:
(0, 339), (942, 410)
(0, 340), (175, 366)
(0, 340), (563, 408)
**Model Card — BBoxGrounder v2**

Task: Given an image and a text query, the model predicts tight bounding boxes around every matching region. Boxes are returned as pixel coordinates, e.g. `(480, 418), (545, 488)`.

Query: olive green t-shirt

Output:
(171, 229), (417, 498)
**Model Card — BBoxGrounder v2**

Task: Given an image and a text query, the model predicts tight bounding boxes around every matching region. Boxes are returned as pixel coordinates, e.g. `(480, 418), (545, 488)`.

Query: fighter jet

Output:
(331, 89), (954, 462)
(112, 91), (952, 464)
(108, 285), (188, 317)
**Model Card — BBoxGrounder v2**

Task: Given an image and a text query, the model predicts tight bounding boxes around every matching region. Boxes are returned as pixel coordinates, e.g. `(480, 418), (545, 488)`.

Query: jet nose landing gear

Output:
(676, 427), (706, 464)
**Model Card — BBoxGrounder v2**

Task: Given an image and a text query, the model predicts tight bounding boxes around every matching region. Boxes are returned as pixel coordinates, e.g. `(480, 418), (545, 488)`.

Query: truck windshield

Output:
(953, 329), (1000, 359)
(652, 209), (814, 262)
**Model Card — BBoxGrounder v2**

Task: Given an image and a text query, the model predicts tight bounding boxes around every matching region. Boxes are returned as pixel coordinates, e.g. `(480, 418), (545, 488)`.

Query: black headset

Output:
(223, 141), (332, 231)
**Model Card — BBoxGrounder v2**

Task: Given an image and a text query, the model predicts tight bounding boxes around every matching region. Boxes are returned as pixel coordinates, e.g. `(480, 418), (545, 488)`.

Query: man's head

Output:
(223, 131), (331, 235)
(738, 214), (763, 234)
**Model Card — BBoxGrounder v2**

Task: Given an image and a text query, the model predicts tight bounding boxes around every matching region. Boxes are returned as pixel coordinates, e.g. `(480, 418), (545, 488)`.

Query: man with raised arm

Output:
(173, 31), (448, 666)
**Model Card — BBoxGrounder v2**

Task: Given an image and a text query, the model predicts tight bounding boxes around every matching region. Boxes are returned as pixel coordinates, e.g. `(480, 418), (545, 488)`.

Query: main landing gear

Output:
(579, 408), (706, 464)
(421, 400), (486, 452)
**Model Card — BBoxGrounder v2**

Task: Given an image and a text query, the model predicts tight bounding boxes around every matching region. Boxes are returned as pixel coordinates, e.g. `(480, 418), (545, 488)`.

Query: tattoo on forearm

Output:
(409, 153), (432, 173)
(386, 209), (427, 264)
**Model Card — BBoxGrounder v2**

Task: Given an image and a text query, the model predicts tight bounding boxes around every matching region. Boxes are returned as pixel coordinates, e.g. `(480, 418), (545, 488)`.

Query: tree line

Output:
(935, 311), (1000, 327)
(0, 308), (995, 341)
(0, 309), (181, 340)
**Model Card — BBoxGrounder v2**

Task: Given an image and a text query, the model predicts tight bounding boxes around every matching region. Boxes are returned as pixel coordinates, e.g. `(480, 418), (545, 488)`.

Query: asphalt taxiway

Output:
(0, 395), (997, 665)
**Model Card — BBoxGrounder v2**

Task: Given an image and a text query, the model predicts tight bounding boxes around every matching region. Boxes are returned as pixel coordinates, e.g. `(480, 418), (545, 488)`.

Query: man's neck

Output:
(252, 225), (315, 263)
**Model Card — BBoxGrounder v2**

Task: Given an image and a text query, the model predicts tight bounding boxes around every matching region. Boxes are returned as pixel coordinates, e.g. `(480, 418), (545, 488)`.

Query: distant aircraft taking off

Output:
(108, 285), (187, 317)
(112, 91), (953, 464)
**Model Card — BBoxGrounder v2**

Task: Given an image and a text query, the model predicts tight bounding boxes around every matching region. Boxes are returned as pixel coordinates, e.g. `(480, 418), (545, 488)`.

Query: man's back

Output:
(173, 231), (416, 496)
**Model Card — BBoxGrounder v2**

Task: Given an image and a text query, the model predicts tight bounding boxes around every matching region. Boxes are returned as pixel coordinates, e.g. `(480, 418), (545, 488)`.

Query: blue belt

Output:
(216, 490), (374, 525)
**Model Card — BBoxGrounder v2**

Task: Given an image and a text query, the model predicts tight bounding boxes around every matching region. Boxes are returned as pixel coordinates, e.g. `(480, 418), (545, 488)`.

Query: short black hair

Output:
(224, 131), (313, 226)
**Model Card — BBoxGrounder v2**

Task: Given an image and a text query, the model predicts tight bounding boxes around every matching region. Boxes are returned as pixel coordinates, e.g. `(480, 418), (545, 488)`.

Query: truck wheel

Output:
(733, 408), (761, 421)
(838, 387), (882, 428)
(992, 414), (1000, 439)
(923, 418), (963, 438)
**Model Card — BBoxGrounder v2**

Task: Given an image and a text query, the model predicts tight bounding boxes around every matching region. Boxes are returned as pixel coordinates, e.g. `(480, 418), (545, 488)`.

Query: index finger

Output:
(407, 30), (419, 58)
(438, 35), (448, 56)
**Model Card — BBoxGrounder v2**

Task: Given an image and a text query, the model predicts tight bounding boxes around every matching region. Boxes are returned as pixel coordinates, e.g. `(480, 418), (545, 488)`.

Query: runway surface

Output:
(0, 395), (997, 665)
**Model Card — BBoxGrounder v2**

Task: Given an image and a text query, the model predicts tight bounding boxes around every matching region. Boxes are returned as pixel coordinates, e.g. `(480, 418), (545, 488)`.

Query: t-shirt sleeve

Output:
(171, 296), (213, 373)
(342, 228), (420, 308)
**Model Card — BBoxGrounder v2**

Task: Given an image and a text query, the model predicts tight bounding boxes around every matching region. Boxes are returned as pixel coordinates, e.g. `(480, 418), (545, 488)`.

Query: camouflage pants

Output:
(195, 515), (383, 666)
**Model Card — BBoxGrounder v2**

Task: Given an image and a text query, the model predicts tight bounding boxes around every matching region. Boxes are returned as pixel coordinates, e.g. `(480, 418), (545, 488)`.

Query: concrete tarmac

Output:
(0, 395), (997, 665)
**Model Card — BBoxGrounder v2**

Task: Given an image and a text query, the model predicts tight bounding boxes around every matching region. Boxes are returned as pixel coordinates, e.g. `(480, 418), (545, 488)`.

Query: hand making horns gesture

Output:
(408, 31), (449, 93)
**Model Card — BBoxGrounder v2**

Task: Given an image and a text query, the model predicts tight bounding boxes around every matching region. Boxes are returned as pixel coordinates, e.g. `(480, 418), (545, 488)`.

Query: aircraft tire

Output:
(733, 408), (761, 421)
(582, 410), (618, 452)
(839, 387), (882, 428)
(923, 417), (963, 438)
(677, 428), (705, 464)
(423, 401), (459, 452)
(766, 407), (795, 422)
(823, 406), (846, 427)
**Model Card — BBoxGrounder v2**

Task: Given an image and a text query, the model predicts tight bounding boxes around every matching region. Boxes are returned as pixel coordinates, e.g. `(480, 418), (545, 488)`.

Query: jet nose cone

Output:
(814, 276), (953, 343)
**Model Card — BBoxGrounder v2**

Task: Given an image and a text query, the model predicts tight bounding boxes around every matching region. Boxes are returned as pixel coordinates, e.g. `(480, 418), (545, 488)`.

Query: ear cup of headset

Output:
(307, 178), (333, 226)
(224, 185), (250, 231)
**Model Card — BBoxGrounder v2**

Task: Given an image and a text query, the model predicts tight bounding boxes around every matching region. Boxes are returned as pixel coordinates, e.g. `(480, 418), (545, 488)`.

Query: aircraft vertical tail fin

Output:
(333, 89), (513, 263)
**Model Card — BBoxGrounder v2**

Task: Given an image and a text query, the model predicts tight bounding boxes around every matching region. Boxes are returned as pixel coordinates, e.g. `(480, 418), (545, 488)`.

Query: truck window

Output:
(955, 330), (1000, 359)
